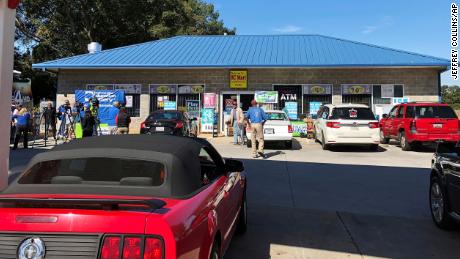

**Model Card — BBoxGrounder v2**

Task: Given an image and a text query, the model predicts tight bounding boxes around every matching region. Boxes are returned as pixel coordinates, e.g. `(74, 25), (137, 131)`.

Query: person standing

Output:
(246, 100), (268, 158)
(229, 101), (244, 144)
(43, 102), (57, 141)
(81, 109), (95, 137)
(116, 107), (131, 134)
(12, 107), (31, 150)
(108, 101), (120, 135)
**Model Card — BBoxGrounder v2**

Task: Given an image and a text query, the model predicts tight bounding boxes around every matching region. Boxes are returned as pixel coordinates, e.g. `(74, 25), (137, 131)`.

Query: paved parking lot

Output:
(205, 138), (460, 259)
(8, 138), (460, 258)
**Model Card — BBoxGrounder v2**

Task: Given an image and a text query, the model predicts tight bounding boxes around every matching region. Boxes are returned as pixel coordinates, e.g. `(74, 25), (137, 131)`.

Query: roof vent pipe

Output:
(88, 42), (102, 54)
(223, 32), (228, 36)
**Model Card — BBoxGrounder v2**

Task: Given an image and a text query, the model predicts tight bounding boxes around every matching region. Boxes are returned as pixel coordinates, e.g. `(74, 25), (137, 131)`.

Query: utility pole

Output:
(0, 0), (18, 190)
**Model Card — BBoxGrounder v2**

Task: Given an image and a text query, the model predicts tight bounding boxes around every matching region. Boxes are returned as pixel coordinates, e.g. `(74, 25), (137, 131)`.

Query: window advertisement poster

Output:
(254, 91), (278, 104)
(164, 101), (177, 110)
(186, 100), (200, 118)
(178, 84), (204, 94)
(381, 84), (395, 98)
(201, 108), (215, 132)
(341, 84), (372, 95)
(86, 84), (115, 90)
(285, 102), (298, 120)
(229, 70), (248, 89)
(125, 95), (133, 108)
(114, 84), (142, 94)
(303, 84), (332, 95)
(309, 102), (322, 115)
(149, 84), (177, 94)
(203, 93), (217, 108)
(392, 97), (410, 105)
(291, 121), (308, 137)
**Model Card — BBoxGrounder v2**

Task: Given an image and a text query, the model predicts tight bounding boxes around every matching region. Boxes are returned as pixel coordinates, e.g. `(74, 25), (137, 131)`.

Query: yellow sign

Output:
(191, 85), (204, 93)
(310, 85), (326, 94)
(230, 70), (248, 89)
(348, 85), (366, 94)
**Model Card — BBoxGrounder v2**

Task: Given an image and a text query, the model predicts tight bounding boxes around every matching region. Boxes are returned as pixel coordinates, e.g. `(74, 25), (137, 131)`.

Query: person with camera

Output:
(57, 99), (73, 139)
(12, 106), (31, 150)
(43, 102), (57, 141)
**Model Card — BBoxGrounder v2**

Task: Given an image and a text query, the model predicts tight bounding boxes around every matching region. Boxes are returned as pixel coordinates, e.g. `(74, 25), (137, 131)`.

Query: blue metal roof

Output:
(32, 35), (450, 69)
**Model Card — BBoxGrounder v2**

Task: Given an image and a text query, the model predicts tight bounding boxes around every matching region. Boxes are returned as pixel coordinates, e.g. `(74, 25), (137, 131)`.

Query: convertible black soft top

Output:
(3, 135), (210, 198)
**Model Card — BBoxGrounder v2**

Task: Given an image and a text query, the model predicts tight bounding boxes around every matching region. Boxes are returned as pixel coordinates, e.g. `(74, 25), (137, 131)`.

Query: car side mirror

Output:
(225, 159), (244, 172)
(382, 114), (388, 119)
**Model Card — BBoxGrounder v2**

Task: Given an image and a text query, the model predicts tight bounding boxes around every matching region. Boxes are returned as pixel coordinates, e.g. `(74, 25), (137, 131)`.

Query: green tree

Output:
(441, 85), (460, 110)
(14, 0), (235, 103)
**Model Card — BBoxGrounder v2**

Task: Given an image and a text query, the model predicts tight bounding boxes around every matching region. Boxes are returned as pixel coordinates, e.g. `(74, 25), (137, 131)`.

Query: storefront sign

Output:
(186, 100), (200, 118)
(75, 90), (125, 125)
(164, 101), (177, 110)
(284, 102), (298, 120)
(303, 84), (332, 95)
(203, 93), (217, 108)
(254, 91), (278, 104)
(392, 97), (410, 105)
(114, 84), (142, 94)
(229, 70), (248, 89)
(201, 108), (215, 132)
(280, 94), (297, 101)
(87, 84), (114, 90)
(341, 84), (372, 95)
(381, 84), (395, 98)
(309, 102), (322, 115)
(150, 84), (177, 94)
(178, 84), (204, 94)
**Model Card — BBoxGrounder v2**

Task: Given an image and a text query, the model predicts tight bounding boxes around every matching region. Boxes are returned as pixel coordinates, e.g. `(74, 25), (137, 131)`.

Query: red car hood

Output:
(0, 193), (180, 234)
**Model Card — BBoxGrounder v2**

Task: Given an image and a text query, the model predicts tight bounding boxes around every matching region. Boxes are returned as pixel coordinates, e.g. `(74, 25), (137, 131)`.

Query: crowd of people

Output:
(10, 98), (131, 149)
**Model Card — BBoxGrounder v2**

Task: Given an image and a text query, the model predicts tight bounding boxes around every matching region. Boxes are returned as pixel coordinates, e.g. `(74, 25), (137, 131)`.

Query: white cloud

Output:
(274, 25), (303, 33)
(361, 16), (394, 34)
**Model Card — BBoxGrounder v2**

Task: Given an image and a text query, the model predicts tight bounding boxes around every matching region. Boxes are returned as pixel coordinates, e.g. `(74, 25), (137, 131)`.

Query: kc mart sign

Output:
(230, 70), (247, 89)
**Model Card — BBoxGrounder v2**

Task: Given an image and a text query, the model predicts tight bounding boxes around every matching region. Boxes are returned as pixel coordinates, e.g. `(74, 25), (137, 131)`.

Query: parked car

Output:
(246, 110), (293, 148)
(379, 102), (460, 151)
(0, 135), (247, 259)
(314, 104), (380, 150)
(430, 142), (460, 229)
(140, 110), (196, 136)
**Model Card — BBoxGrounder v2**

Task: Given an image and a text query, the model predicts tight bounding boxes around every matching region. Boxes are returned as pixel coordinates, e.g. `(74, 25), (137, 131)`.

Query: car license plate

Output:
(264, 128), (274, 134)
(156, 127), (165, 132)
(433, 124), (443, 128)
(350, 127), (359, 131)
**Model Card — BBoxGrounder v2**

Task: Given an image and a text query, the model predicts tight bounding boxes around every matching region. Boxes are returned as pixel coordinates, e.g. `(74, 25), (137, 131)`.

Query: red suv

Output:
(379, 102), (460, 151)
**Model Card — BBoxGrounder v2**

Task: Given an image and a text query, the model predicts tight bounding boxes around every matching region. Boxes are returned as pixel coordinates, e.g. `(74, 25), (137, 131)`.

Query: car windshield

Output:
(148, 112), (180, 120)
(18, 158), (165, 186)
(415, 106), (457, 119)
(329, 108), (376, 120)
(266, 112), (288, 121)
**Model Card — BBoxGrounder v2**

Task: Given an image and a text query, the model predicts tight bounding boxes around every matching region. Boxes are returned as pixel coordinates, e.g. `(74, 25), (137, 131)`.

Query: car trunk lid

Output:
(263, 120), (290, 135)
(414, 118), (458, 134)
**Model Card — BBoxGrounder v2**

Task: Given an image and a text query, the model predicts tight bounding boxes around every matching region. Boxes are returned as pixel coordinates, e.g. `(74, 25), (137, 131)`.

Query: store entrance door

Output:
(220, 91), (254, 133)
(239, 94), (253, 111)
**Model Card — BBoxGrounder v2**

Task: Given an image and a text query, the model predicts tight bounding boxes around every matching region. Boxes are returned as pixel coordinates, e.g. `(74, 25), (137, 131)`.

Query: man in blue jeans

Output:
(229, 101), (244, 144)
(246, 100), (268, 158)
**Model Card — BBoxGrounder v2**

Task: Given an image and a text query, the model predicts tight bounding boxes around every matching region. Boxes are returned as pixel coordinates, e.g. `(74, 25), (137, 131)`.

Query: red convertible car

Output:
(0, 135), (247, 259)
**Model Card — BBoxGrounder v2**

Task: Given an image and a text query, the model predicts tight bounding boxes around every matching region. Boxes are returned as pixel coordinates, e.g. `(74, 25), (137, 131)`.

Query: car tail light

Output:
(410, 120), (417, 133)
(368, 122), (379, 129)
(288, 125), (293, 133)
(140, 121), (146, 129)
(144, 237), (164, 259)
(101, 236), (121, 259)
(100, 236), (164, 259)
(175, 121), (183, 129)
(123, 237), (142, 259)
(326, 122), (340, 128)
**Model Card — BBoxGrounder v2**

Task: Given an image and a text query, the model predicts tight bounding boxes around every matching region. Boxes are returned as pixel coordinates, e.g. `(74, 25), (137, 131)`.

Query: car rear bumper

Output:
(246, 133), (292, 141)
(326, 135), (380, 144)
(408, 133), (460, 142)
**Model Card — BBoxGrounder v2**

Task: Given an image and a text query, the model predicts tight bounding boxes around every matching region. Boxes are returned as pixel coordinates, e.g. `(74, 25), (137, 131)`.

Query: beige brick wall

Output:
(56, 67), (442, 131)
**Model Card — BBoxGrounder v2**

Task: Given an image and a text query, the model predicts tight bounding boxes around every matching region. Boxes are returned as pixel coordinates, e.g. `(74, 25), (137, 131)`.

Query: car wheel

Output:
(246, 140), (251, 148)
(380, 130), (389, 144)
(430, 177), (457, 230)
(321, 133), (329, 150)
(285, 140), (293, 149)
(400, 131), (412, 151)
(209, 240), (220, 259)
(369, 144), (379, 151)
(237, 191), (248, 234)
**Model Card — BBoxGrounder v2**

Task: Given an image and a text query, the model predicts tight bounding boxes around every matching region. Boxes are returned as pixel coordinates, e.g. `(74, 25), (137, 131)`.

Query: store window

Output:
(372, 84), (404, 105)
(149, 84), (177, 112)
(303, 84), (333, 116)
(177, 84), (204, 112)
(341, 84), (372, 106)
(115, 84), (142, 117)
(273, 85), (302, 115)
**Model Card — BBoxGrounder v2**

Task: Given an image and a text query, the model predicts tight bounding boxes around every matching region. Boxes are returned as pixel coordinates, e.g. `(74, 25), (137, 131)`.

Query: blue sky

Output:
(206, 0), (457, 85)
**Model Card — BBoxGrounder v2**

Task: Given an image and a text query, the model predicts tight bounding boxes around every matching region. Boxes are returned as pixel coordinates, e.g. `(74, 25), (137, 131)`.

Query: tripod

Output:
(92, 107), (103, 136)
(31, 111), (58, 148)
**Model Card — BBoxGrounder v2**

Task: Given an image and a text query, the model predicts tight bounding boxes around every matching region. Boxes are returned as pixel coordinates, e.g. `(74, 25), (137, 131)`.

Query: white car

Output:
(314, 104), (380, 150)
(246, 110), (293, 149)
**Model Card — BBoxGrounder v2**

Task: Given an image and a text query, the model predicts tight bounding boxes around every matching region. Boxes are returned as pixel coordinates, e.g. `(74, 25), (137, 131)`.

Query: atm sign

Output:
(230, 70), (248, 89)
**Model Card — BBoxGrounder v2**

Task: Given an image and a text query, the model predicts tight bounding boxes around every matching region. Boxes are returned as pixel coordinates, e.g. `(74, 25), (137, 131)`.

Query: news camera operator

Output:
(43, 102), (57, 141)
(57, 99), (73, 140)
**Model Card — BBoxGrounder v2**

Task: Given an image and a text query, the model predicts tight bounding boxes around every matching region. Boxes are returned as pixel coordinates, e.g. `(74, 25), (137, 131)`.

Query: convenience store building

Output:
(33, 35), (450, 133)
